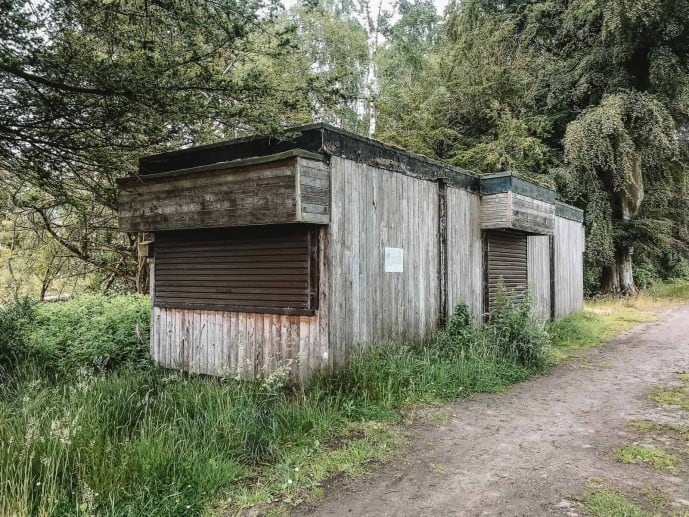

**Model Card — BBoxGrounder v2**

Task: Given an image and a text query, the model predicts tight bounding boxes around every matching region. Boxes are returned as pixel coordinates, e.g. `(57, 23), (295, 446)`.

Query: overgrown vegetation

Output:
(614, 444), (681, 472)
(585, 487), (652, 517)
(1, 295), (149, 379)
(0, 294), (549, 515)
(1, 280), (684, 515)
(548, 280), (689, 361)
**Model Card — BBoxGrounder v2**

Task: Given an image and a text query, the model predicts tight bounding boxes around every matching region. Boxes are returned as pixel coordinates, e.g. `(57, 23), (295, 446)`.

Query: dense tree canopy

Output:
(2, 0), (689, 298)
(376, 0), (689, 294)
(0, 0), (335, 295)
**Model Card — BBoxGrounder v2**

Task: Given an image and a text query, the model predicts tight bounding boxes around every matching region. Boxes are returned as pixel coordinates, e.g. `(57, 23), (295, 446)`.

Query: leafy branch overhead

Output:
(0, 0), (336, 293)
(2, 0), (689, 297)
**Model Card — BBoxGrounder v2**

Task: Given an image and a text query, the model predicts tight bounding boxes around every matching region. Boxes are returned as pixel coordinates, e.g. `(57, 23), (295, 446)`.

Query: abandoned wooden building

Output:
(117, 123), (584, 379)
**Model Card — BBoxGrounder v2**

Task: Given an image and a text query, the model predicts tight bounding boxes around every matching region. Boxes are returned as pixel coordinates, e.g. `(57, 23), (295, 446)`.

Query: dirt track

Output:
(299, 305), (689, 516)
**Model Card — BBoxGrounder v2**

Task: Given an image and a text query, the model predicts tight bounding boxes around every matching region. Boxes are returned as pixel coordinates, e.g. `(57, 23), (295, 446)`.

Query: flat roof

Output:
(139, 123), (479, 191)
(136, 122), (583, 219)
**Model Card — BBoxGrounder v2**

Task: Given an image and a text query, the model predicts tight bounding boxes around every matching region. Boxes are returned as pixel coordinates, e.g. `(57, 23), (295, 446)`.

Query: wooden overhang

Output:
(118, 123), (584, 235)
(479, 172), (556, 236)
(117, 150), (329, 232)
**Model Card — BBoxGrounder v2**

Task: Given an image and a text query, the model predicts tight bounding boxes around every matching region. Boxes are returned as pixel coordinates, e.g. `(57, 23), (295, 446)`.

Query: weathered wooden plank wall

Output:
(120, 156), (329, 232)
(480, 191), (555, 235)
(150, 227), (329, 380)
(119, 161), (297, 232)
(446, 187), (483, 319)
(480, 192), (511, 230)
(527, 235), (551, 319)
(511, 194), (555, 235)
(553, 216), (585, 317)
(328, 157), (440, 367)
(297, 158), (330, 223)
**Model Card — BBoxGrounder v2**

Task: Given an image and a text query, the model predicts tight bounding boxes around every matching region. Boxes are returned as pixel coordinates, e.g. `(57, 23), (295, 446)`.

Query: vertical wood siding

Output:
(328, 157), (440, 368)
(446, 188), (483, 319)
(553, 216), (585, 317)
(527, 235), (551, 319)
(150, 227), (329, 381)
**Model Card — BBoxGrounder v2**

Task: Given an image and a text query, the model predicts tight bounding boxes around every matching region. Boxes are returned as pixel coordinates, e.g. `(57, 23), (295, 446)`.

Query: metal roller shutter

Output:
(486, 230), (528, 311)
(154, 225), (318, 314)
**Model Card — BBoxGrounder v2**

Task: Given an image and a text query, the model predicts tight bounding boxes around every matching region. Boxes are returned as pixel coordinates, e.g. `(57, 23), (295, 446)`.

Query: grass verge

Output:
(614, 444), (681, 472)
(585, 488), (652, 517)
(549, 280), (689, 362)
(0, 296), (546, 516)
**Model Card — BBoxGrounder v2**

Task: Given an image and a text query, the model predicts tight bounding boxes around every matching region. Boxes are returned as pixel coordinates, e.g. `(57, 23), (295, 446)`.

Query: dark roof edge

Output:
(480, 172), (556, 204)
(555, 201), (584, 222)
(318, 124), (478, 191)
(138, 122), (480, 192)
(119, 150), (322, 186)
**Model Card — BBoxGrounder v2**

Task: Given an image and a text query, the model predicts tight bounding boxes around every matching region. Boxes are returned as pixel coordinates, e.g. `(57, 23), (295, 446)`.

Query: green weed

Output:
(585, 488), (651, 517)
(627, 420), (688, 437)
(614, 444), (681, 472)
(646, 281), (689, 301)
(648, 386), (689, 411)
(27, 294), (150, 376)
(641, 486), (669, 508)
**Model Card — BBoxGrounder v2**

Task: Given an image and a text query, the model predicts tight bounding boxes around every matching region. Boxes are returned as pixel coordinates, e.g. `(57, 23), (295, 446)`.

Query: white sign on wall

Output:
(384, 247), (404, 273)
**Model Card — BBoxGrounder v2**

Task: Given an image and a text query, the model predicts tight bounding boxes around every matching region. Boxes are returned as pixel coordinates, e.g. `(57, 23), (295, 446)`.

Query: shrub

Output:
(485, 291), (549, 370)
(0, 298), (36, 372)
(27, 294), (150, 376)
(445, 302), (475, 350)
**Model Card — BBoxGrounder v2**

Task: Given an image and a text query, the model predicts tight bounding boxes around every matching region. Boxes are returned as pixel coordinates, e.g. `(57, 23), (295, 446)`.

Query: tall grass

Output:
(0, 294), (549, 515)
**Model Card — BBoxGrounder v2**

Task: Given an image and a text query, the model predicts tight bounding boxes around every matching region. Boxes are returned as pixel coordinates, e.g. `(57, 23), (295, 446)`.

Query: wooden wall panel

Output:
(480, 192), (555, 235)
(446, 188), (483, 319)
(511, 194), (555, 235)
(480, 192), (512, 230)
(119, 157), (330, 232)
(119, 162), (297, 232)
(527, 235), (551, 319)
(328, 157), (440, 368)
(150, 227), (329, 381)
(297, 158), (330, 223)
(553, 216), (585, 317)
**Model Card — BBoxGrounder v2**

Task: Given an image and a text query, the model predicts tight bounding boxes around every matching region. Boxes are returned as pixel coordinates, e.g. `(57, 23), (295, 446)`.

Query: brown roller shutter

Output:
(486, 230), (528, 311)
(154, 225), (318, 314)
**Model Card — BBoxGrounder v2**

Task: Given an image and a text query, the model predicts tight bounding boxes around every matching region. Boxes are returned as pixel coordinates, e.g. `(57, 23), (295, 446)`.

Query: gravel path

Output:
(299, 305), (689, 516)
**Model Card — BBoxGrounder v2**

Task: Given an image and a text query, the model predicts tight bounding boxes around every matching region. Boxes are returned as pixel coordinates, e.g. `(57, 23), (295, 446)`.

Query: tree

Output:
(286, 0), (370, 132)
(385, 0), (689, 293)
(559, 92), (679, 293)
(536, 0), (689, 293)
(375, 0), (440, 153)
(378, 0), (556, 177)
(0, 0), (330, 294)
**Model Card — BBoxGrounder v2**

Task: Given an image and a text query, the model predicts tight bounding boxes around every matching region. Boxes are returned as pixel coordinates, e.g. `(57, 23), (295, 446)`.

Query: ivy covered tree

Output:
(559, 93), (679, 293)
(539, 0), (689, 293)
